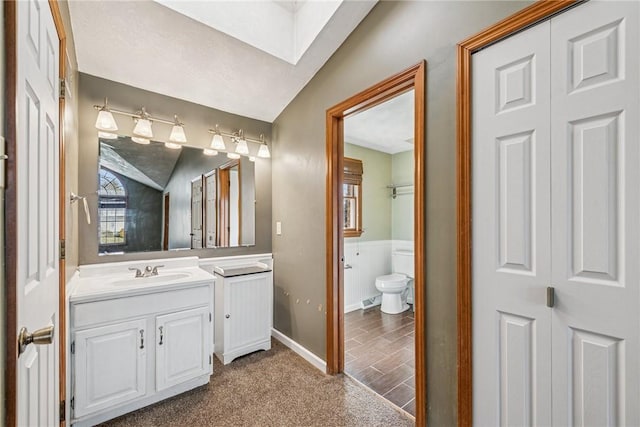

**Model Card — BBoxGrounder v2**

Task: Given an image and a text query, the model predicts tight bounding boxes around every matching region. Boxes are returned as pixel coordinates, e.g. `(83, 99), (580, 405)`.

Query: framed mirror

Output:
(98, 136), (255, 255)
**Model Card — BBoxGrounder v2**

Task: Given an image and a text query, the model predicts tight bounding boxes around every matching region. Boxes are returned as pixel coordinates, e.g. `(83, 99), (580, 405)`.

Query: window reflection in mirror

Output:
(98, 137), (256, 255)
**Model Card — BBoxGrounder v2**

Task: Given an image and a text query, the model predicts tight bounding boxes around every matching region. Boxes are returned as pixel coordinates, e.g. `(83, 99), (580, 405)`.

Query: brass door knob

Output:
(18, 325), (54, 356)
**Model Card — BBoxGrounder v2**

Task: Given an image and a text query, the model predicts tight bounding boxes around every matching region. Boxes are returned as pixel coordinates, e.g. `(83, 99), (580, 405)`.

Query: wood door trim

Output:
(456, 1), (577, 425)
(326, 61), (426, 425)
(4, 2), (18, 425)
(5, 1), (68, 425)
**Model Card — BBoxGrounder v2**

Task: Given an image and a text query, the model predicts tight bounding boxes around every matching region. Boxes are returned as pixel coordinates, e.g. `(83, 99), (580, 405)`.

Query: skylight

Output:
(153, 0), (343, 65)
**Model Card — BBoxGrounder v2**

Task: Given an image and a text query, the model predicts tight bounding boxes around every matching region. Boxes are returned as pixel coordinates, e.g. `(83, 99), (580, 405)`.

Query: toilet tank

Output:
(392, 249), (414, 278)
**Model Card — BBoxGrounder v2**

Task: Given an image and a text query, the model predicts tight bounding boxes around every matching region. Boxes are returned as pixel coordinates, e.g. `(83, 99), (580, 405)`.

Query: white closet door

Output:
(550, 2), (640, 425)
(472, 21), (552, 426)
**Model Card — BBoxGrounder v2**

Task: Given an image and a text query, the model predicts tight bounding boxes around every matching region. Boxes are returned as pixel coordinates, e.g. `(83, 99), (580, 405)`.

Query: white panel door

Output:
(73, 319), (147, 418)
(156, 307), (210, 391)
(204, 171), (217, 248)
(191, 176), (203, 249)
(472, 20), (552, 426)
(225, 274), (272, 352)
(16, 0), (60, 425)
(550, 2), (640, 425)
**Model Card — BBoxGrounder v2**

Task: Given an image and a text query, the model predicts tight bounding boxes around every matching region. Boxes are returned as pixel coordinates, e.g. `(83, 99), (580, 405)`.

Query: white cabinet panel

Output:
(156, 307), (210, 391)
(73, 319), (147, 418)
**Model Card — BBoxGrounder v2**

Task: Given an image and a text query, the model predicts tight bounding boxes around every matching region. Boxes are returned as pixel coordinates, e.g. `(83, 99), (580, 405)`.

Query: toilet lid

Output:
(376, 273), (407, 284)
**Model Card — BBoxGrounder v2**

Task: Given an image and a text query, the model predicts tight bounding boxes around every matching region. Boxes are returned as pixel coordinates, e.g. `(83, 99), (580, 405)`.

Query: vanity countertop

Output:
(70, 257), (215, 303)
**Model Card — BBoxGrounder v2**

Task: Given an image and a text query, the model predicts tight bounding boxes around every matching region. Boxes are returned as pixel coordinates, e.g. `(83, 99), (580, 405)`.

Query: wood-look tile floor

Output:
(344, 305), (415, 417)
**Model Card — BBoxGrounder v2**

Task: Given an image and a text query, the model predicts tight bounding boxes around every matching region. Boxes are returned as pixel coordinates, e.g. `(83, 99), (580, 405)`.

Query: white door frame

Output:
(4, 1), (67, 425)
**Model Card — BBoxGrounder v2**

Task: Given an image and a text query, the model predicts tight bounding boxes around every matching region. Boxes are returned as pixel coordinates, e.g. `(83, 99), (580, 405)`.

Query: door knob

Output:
(18, 325), (54, 355)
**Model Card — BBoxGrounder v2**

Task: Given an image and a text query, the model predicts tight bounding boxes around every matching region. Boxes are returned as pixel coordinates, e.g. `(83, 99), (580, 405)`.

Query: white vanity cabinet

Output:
(214, 267), (273, 364)
(70, 277), (214, 427)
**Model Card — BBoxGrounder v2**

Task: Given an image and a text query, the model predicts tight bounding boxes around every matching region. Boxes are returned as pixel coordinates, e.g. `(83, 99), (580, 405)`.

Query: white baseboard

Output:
(344, 303), (361, 313)
(271, 328), (326, 373)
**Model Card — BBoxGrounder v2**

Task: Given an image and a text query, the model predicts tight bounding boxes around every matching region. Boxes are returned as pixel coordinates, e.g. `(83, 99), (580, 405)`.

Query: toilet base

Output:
(380, 293), (410, 315)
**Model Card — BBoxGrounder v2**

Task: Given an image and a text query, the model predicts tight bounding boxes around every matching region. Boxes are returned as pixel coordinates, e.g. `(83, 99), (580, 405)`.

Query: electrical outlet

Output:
(276, 221), (282, 235)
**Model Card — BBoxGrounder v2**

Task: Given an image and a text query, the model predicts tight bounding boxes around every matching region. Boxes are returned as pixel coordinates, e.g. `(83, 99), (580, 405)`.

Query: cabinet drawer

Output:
(73, 285), (210, 329)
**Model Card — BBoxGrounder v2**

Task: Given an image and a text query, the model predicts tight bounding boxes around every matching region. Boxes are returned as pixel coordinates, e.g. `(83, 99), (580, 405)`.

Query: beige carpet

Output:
(101, 339), (414, 426)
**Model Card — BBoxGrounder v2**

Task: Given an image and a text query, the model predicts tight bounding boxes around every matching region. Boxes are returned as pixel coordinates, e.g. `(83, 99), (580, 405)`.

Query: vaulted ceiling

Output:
(68, 0), (377, 123)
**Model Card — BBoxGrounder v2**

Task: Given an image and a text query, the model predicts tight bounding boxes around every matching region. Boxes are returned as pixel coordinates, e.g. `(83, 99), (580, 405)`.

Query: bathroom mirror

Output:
(98, 136), (255, 255)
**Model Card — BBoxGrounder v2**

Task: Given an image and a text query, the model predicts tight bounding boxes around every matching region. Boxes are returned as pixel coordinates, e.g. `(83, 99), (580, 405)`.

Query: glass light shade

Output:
(133, 118), (153, 138)
(210, 134), (226, 150)
(235, 139), (249, 155)
(257, 144), (271, 158)
(165, 142), (182, 150)
(132, 136), (150, 145)
(169, 124), (187, 143)
(95, 110), (118, 132)
(98, 131), (118, 140)
(249, 156), (256, 162)
(227, 152), (241, 160)
(203, 148), (218, 156)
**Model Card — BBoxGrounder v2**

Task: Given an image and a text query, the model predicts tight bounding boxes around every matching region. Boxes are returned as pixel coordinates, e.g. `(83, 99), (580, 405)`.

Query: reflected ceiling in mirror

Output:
(98, 137), (256, 255)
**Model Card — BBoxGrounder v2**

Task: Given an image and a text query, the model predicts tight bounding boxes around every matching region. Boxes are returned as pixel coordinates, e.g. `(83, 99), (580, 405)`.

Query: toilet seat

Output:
(375, 273), (408, 290)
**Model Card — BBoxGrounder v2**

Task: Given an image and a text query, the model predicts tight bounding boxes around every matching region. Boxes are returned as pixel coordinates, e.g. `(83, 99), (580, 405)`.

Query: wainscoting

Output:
(343, 240), (413, 313)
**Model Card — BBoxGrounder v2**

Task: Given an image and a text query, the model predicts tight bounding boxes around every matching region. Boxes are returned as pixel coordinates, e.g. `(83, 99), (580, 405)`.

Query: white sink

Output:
(109, 272), (193, 286)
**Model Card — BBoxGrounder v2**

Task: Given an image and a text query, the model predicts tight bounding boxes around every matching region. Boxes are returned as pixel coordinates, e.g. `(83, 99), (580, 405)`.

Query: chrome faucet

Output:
(129, 265), (164, 278)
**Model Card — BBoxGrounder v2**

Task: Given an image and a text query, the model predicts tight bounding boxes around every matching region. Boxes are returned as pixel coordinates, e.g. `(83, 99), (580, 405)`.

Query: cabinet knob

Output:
(225, 314), (230, 319)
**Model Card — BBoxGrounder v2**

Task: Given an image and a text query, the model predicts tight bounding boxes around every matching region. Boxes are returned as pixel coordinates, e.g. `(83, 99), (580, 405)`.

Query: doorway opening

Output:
(326, 62), (426, 424)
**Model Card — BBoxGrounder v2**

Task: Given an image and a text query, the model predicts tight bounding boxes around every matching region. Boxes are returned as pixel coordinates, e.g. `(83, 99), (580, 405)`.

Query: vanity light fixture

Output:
(257, 134), (270, 158)
(165, 142), (182, 150)
(132, 136), (150, 145)
(133, 107), (154, 138)
(203, 148), (218, 156)
(227, 152), (241, 160)
(98, 131), (118, 140)
(169, 115), (187, 143)
(210, 124), (227, 151)
(95, 98), (118, 132)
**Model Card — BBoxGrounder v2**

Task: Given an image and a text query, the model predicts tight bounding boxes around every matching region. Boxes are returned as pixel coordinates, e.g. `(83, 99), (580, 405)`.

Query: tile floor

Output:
(344, 305), (415, 417)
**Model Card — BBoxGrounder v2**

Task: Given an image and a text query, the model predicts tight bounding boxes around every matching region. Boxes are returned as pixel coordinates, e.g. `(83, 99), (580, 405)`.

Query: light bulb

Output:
(169, 115), (187, 143)
(210, 134), (226, 150)
(235, 138), (249, 155)
(95, 109), (118, 132)
(98, 131), (118, 140)
(132, 136), (150, 145)
(203, 148), (218, 156)
(133, 117), (153, 138)
(165, 142), (182, 150)
(257, 144), (271, 158)
(227, 152), (241, 159)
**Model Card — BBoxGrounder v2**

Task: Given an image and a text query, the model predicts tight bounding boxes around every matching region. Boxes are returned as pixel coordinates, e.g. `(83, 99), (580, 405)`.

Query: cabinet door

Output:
(224, 274), (272, 352)
(73, 319), (147, 418)
(156, 306), (210, 391)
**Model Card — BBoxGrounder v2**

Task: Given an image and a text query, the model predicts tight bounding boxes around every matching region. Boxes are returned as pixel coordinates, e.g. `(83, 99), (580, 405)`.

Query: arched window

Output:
(98, 169), (127, 246)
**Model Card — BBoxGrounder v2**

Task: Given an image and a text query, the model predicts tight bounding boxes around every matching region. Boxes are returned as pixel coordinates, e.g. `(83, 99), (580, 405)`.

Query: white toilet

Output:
(375, 249), (414, 314)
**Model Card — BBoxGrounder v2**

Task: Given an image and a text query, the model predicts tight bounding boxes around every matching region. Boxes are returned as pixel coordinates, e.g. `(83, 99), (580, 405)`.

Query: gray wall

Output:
(60, 0), (80, 285)
(271, 1), (530, 424)
(78, 73), (272, 264)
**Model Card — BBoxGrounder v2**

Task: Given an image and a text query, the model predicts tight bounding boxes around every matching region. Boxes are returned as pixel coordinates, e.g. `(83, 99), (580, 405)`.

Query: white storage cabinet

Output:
(214, 266), (273, 364)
